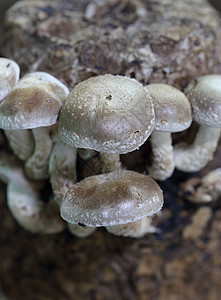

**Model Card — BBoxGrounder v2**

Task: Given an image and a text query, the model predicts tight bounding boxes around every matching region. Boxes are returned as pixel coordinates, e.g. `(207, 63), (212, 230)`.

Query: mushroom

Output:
(7, 185), (65, 234)
(0, 151), (65, 233)
(58, 74), (155, 154)
(145, 83), (192, 180)
(58, 74), (155, 192)
(174, 74), (221, 172)
(0, 58), (30, 157)
(49, 141), (97, 237)
(0, 71), (69, 179)
(60, 170), (163, 227)
(0, 57), (20, 102)
(106, 216), (158, 238)
(77, 147), (160, 238)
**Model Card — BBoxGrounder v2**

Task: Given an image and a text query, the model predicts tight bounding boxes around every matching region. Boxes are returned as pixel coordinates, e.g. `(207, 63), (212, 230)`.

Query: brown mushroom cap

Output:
(184, 74), (221, 127)
(0, 71), (69, 130)
(0, 57), (20, 102)
(145, 83), (192, 132)
(60, 170), (163, 227)
(58, 74), (155, 154)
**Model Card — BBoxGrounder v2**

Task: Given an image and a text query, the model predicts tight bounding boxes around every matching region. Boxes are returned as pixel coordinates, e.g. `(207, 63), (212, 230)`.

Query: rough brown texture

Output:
(1, 0), (221, 89)
(0, 0), (221, 299)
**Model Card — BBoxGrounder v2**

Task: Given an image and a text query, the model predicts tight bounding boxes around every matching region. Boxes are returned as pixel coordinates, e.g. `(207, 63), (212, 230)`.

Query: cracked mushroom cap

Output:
(0, 71), (69, 130)
(60, 170), (163, 227)
(184, 74), (221, 127)
(0, 57), (20, 102)
(58, 74), (155, 154)
(145, 83), (192, 132)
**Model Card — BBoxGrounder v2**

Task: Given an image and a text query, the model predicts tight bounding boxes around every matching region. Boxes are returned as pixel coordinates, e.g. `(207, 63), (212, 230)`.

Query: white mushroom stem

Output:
(0, 151), (39, 189)
(106, 216), (159, 238)
(100, 153), (121, 173)
(7, 184), (65, 234)
(174, 125), (221, 172)
(25, 127), (53, 179)
(147, 131), (175, 181)
(67, 223), (96, 238)
(49, 141), (77, 205)
(4, 129), (34, 161)
(0, 151), (64, 233)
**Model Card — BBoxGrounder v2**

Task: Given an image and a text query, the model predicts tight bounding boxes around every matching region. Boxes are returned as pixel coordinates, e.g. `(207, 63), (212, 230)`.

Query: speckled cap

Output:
(184, 74), (221, 127)
(145, 83), (192, 132)
(0, 71), (69, 129)
(58, 74), (155, 154)
(60, 170), (163, 227)
(0, 57), (20, 102)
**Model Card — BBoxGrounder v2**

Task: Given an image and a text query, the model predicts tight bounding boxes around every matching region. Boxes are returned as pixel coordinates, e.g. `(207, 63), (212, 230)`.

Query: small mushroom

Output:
(0, 71), (69, 179)
(60, 170), (163, 227)
(145, 83), (192, 180)
(0, 151), (65, 233)
(174, 75), (221, 172)
(58, 74), (155, 154)
(49, 141), (96, 237)
(7, 184), (65, 234)
(106, 216), (158, 238)
(0, 57), (20, 102)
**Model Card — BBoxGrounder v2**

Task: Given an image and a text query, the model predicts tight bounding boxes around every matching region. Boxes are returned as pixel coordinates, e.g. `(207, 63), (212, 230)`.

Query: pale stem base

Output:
(147, 131), (175, 181)
(7, 183), (65, 234)
(174, 125), (221, 172)
(4, 129), (34, 161)
(25, 127), (53, 179)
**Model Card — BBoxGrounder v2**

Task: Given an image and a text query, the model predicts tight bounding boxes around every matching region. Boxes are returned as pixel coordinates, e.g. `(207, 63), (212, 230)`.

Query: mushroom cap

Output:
(0, 72), (69, 129)
(58, 74), (155, 154)
(184, 74), (221, 127)
(0, 57), (20, 102)
(60, 170), (163, 227)
(145, 83), (192, 132)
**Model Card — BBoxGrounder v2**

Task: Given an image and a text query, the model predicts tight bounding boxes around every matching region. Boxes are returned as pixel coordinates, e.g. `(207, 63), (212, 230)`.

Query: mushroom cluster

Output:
(0, 56), (220, 238)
